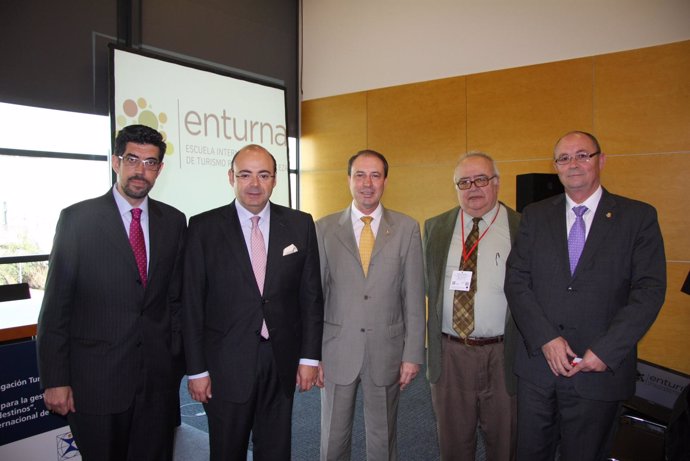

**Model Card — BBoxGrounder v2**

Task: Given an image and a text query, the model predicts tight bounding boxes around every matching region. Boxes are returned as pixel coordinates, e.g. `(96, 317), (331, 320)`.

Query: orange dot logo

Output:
(117, 97), (174, 156)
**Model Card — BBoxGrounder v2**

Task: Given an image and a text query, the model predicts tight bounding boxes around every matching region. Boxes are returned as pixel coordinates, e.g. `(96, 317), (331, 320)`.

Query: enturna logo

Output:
(116, 96), (287, 156)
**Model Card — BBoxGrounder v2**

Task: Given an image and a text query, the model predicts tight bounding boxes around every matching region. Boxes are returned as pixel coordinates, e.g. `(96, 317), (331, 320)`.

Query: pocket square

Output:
(283, 244), (298, 256)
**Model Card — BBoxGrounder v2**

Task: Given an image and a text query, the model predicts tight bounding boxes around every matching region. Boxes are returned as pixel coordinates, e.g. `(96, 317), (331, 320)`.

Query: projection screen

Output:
(110, 46), (290, 219)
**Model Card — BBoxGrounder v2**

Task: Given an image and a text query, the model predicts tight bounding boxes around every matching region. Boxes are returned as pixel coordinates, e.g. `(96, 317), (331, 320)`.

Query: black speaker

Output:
(516, 173), (564, 212)
(682, 270), (690, 295)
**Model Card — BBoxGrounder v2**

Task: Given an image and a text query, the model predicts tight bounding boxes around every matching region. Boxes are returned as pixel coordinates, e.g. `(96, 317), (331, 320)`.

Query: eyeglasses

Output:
(234, 172), (275, 183)
(455, 175), (497, 190)
(118, 155), (161, 171)
(554, 151), (600, 166)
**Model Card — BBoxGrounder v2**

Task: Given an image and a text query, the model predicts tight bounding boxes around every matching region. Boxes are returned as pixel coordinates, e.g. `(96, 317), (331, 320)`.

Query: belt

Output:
(442, 333), (503, 346)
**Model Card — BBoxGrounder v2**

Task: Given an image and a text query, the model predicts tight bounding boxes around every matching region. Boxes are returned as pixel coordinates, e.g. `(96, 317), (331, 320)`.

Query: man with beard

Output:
(37, 124), (186, 461)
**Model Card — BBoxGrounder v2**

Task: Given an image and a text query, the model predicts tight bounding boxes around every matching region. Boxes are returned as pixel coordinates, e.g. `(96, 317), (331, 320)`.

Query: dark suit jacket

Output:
(505, 189), (666, 401)
(182, 201), (324, 401)
(424, 203), (520, 395)
(37, 190), (186, 414)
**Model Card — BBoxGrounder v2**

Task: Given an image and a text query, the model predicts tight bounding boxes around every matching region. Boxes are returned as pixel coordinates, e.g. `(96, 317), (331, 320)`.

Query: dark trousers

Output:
(516, 377), (621, 461)
(204, 341), (294, 461)
(67, 388), (176, 461)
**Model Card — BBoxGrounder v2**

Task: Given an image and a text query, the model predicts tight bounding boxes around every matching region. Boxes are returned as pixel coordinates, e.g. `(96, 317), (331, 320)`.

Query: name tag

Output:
(450, 270), (473, 291)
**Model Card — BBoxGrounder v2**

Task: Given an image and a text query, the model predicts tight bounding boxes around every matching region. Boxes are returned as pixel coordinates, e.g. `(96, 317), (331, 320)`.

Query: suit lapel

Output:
(371, 207), (394, 261)
(219, 202), (260, 294)
(333, 206), (360, 264)
(146, 199), (163, 284)
(430, 207), (459, 317)
(546, 194), (572, 279)
(97, 192), (140, 276)
(265, 203), (290, 294)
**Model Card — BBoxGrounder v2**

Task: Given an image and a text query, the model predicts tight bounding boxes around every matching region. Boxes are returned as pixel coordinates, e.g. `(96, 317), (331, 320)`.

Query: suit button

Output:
(360, 328), (365, 332)
(558, 324), (564, 330)
(567, 286), (573, 291)
(364, 295), (369, 300)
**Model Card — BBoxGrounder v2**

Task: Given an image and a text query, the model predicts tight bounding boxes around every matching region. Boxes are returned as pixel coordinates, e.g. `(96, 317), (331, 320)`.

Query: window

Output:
(0, 102), (110, 330)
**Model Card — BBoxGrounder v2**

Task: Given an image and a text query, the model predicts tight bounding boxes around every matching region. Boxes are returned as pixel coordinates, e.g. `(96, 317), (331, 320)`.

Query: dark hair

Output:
(555, 130), (601, 154)
(114, 125), (167, 160)
(347, 149), (389, 178)
(230, 144), (277, 173)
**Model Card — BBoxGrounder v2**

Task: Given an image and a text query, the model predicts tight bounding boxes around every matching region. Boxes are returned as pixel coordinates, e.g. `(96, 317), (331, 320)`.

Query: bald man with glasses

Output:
(505, 131), (666, 460)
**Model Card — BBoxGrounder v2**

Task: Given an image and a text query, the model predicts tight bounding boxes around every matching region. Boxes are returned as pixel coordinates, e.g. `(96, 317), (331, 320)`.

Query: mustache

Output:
(127, 175), (151, 185)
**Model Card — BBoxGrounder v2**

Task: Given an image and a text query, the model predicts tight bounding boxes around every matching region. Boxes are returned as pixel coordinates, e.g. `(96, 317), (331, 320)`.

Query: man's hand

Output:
(399, 362), (420, 390)
(315, 362), (325, 388)
(296, 364), (319, 392)
(541, 337), (577, 376)
(566, 349), (607, 377)
(188, 376), (212, 403)
(44, 386), (75, 415)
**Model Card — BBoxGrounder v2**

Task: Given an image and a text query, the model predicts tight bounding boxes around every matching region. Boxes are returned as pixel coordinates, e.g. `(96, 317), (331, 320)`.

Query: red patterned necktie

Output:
(129, 208), (147, 287)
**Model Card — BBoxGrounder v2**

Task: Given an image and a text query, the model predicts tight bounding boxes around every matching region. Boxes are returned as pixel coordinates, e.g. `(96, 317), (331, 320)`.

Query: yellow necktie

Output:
(359, 216), (375, 277)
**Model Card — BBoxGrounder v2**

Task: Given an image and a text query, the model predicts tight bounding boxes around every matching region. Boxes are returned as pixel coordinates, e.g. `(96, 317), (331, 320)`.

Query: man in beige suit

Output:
(316, 149), (426, 461)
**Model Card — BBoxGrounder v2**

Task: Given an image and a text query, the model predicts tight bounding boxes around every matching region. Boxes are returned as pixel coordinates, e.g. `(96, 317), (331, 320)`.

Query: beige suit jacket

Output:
(316, 205), (426, 387)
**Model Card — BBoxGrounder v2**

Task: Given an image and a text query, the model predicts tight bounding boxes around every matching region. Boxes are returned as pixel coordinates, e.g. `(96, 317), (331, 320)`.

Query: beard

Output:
(122, 175), (153, 199)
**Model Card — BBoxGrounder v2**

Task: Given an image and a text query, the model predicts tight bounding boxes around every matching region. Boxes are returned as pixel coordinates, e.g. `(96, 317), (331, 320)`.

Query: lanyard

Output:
(461, 205), (500, 264)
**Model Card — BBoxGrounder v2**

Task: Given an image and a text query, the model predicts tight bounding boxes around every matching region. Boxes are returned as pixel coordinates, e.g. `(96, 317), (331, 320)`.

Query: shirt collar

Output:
(235, 200), (270, 223)
(461, 201), (500, 224)
(112, 184), (149, 217)
(565, 186), (603, 211)
(350, 201), (383, 224)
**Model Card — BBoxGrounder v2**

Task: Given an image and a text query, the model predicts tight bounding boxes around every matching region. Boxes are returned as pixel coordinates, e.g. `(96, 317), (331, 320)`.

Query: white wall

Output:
(302, 0), (690, 100)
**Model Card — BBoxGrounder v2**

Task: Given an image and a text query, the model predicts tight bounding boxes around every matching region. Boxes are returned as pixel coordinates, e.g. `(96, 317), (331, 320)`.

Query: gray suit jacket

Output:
(505, 189), (666, 401)
(424, 203), (520, 394)
(316, 206), (426, 387)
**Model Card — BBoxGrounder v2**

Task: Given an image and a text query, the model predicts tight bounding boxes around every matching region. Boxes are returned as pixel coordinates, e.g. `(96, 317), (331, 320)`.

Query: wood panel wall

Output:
(300, 40), (690, 374)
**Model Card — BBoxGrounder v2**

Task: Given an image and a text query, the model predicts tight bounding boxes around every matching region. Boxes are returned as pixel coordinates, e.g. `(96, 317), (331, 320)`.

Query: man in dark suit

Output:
(37, 124), (186, 461)
(505, 131), (666, 461)
(425, 152), (519, 460)
(183, 144), (324, 461)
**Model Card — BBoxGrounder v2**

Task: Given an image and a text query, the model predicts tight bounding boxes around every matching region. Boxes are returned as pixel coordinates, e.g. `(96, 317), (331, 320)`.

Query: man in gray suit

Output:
(316, 149), (425, 461)
(505, 131), (666, 460)
(424, 152), (519, 460)
(37, 125), (186, 461)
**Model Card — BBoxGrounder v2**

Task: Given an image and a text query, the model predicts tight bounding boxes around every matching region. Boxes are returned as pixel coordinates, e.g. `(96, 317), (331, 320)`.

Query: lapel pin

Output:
(606, 212), (612, 219)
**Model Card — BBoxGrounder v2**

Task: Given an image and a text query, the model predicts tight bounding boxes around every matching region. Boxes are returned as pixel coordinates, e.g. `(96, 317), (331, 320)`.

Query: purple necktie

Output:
(568, 206), (588, 275)
(250, 216), (269, 339)
(129, 208), (147, 287)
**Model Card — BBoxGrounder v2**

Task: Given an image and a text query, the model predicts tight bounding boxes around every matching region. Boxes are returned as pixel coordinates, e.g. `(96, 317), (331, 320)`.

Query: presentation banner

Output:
(111, 47), (290, 219)
(0, 340), (80, 460)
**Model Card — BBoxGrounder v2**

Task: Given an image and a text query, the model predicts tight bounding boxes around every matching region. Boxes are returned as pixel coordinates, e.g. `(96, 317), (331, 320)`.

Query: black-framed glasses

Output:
(554, 151), (600, 166)
(117, 154), (161, 171)
(455, 175), (497, 190)
(234, 172), (275, 183)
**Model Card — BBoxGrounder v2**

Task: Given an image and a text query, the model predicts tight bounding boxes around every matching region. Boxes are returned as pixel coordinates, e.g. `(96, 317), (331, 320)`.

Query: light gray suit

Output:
(316, 205), (425, 461)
